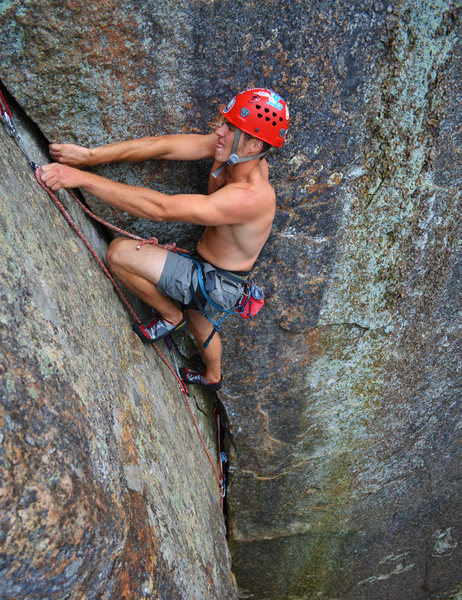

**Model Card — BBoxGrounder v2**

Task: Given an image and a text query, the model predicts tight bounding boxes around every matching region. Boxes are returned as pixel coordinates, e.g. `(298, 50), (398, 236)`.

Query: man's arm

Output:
(38, 163), (260, 226)
(49, 133), (217, 167)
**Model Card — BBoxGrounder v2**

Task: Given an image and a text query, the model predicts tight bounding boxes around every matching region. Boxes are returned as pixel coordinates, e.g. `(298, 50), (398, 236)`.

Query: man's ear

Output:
(247, 137), (264, 156)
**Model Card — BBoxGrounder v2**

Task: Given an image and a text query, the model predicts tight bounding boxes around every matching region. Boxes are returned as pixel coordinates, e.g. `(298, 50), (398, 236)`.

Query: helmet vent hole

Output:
(257, 113), (263, 118)
(272, 121), (277, 126)
(272, 112), (277, 117)
(264, 108), (269, 113)
(265, 117), (270, 121)
(256, 104), (261, 109)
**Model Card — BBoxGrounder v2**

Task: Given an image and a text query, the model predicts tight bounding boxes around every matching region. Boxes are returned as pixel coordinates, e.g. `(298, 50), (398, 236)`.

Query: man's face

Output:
(214, 119), (249, 160)
(214, 120), (236, 160)
(214, 118), (262, 163)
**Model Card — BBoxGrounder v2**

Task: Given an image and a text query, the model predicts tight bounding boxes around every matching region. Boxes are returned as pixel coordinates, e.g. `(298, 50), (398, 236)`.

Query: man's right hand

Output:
(38, 163), (86, 191)
(49, 143), (91, 167)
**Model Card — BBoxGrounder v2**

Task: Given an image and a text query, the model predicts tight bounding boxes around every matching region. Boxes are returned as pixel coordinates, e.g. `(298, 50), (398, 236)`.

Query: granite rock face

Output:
(1, 1), (461, 599)
(0, 105), (236, 599)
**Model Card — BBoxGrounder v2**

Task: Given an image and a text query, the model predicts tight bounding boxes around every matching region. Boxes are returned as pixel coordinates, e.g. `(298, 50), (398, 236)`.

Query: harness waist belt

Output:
(214, 266), (250, 284)
(192, 252), (251, 284)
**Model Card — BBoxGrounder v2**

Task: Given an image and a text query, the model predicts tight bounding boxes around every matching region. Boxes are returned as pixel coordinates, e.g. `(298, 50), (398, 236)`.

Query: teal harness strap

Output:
(178, 252), (250, 348)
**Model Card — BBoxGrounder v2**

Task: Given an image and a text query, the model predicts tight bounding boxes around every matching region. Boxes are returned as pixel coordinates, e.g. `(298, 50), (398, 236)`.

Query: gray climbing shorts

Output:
(157, 251), (246, 319)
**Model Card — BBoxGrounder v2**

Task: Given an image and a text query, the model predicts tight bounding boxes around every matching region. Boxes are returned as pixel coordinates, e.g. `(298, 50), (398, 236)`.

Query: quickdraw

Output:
(0, 88), (38, 171)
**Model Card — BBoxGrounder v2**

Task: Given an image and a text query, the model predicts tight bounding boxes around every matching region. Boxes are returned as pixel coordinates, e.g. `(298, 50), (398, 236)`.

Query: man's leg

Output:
(106, 238), (183, 324)
(108, 238), (222, 385)
(186, 309), (222, 384)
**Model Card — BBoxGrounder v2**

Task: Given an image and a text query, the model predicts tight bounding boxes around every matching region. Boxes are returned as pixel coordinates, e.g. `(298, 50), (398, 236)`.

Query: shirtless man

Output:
(39, 88), (289, 390)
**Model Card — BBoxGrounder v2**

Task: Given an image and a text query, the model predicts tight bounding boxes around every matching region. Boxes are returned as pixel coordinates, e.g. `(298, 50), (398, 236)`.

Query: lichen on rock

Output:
(1, 0), (461, 598)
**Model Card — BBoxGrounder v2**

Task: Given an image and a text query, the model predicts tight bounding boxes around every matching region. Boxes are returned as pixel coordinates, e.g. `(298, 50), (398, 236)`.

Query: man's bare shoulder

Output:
(222, 176), (274, 199)
(208, 178), (275, 223)
(209, 158), (273, 196)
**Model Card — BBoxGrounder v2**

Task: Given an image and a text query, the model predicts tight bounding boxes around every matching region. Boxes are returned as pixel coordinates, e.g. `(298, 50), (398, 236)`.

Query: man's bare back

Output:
(197, 157), (276, 272)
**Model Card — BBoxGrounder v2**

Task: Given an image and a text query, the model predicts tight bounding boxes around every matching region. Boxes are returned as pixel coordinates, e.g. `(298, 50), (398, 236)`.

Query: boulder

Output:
(1, 0), (461, 598)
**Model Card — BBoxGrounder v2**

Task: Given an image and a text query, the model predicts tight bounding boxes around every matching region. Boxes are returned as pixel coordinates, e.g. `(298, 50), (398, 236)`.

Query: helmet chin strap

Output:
(212, 129), (269, 178)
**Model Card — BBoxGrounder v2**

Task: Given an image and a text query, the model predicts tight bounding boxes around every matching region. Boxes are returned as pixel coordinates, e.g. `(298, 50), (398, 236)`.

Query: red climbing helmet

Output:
(222, 88), (289, 148)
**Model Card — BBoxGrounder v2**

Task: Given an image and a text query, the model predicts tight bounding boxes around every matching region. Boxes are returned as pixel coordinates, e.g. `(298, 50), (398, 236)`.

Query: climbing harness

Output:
(179, 252), (265, 348)
(1, 89), (226, 507)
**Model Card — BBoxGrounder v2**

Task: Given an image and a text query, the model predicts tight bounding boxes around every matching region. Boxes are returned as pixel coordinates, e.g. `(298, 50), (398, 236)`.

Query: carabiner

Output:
(1, 110), (19, 139)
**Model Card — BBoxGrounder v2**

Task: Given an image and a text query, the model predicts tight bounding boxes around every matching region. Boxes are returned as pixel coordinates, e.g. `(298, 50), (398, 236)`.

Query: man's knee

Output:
(106, 238), (130, 269)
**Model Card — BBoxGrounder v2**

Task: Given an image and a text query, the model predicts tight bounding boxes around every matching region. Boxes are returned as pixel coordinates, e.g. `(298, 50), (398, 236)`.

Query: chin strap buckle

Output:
(225, 153), (239, 166)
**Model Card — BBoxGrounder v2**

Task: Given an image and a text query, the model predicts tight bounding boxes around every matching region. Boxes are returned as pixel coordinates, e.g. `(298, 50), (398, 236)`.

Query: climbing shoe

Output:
(133, 315), (187, 344)
(179, 367), (223, 391)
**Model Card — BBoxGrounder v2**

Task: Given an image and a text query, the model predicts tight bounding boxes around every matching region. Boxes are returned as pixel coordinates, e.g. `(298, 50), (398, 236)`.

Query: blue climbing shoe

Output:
(179, 367), (223, 391)
(133, 315), (187, 344)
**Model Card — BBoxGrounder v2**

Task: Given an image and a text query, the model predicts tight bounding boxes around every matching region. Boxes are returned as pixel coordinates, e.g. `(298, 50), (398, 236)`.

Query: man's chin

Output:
(214, 149), (227, 162)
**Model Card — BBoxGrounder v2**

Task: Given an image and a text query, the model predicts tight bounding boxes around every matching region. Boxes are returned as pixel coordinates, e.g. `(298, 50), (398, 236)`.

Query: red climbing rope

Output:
(0, 88), (12, 118)
(34, 172), (225, 506)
